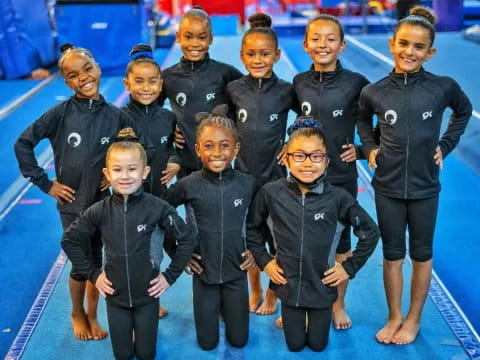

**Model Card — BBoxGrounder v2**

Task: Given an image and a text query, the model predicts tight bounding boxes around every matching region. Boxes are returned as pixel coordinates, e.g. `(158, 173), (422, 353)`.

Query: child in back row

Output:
(247, 116), (379, 352)
(357, 6), (472, 345)
(290, 14), (370, 330)
(14, 43), (139, 341)
(159, 5), (243, 178)
(122, 43), (181, 318)
(226, 12), (294, 315)
(62, 128), (195, 360)
(164, 105), (257, 350)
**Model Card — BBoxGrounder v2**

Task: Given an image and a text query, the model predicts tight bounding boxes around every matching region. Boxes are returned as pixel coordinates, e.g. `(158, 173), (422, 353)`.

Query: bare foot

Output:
(159, 305), (168, 319)
(275, 316), (283, 329)
(87, 314), (108, 340)
(391, 320), (420, 345)
(249, 291), (263, 312)
(375, 319), (402, 344)
(256, 289), (277, 315)
(71, 312), (93, 340)
(332, 303), (352, 330)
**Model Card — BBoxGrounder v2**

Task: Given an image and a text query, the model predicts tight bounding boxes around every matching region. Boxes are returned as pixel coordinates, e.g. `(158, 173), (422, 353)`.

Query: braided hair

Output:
(58, 43), (97, 74)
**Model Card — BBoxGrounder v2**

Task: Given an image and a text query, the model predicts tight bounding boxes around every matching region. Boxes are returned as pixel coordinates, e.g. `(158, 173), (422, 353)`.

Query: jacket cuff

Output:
(162, 271), (175, 286)
(89, 269), (103, 285)
(341, 261), (355, 280)
(38, 178), (54, 194)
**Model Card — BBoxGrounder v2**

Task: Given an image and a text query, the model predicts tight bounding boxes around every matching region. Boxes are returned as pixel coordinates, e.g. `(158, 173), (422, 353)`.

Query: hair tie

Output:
(131, 51), (153, 60)
(287, 117), (320, 136)
(113, 135), (140, 143)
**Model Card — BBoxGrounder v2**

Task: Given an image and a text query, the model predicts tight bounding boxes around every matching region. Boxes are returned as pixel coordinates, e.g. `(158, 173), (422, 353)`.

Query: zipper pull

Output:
(320, 72), (323, 83)
(404, 73), (407, 86)
(301, 194), (305, 206)
(124, 198), (128, 213)
(146, 105), (149, 115)
(89, 99), (93, 110)
(258, 78), (262, 89)
(191, 61), (194, 71)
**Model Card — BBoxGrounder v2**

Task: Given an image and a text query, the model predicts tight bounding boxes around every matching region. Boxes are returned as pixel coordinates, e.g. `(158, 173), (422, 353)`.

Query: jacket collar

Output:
(246, 72), (278, 90)
(288, 172), (327, 194)
(112, 187), (145, 206)
(201, 165), (234, 183)
(309, 61), (343, 83)
(72, 94), (106, 111)
(126, 96), (157, 116)
(389, 67), (425, 87)
(180, 53), (210, 72)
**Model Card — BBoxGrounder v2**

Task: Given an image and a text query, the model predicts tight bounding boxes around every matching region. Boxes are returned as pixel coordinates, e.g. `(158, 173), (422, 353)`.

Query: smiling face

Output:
(176, 16), (213, 62)
(303, 19), (345, 72)
(124, 62), (162, 105)
(103, 148), (150, 198)
(390, 23), (436, 73)
(62, 52), (101, 100)
(241, 32), (280, 79)
(195, 125), (240, 173)
(286, 135), (328, 193)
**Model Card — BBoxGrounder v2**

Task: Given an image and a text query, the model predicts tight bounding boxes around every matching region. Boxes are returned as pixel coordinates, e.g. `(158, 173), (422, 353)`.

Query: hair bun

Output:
(410, 6), (435, 25)
(114, 127), (139, 142)
(192, 5), (204, 11)
(195, 104), (229, 124)
(129, 43), (153, 60)
(248, 13), (272, 28)
(60, 42), (75, 53)
(287, 115), (321, 136)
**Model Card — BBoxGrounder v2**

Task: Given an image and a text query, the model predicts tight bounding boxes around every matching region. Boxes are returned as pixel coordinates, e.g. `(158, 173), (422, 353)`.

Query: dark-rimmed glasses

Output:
(286, 152), (327, 163)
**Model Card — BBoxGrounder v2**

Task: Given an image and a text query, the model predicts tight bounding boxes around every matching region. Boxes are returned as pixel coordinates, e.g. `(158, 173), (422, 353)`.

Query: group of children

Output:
(14, 4), (471, 359)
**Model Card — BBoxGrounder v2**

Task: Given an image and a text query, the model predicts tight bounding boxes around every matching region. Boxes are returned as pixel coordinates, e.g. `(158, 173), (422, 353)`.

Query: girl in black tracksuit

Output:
(292, 14), (370, 329)
(159, 6), (243, 178)
(123, 44), (180, 199)
(226, 12), (294, 316)
(247, 117), (379, 352)
(13, 43), (146, 340)
(62, 132), (195, 360)
(357, 7), (472, 344)
(164, 107), (257, 350)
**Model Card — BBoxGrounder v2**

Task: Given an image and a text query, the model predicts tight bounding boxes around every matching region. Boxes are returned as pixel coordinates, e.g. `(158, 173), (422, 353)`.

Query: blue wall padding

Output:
(55, 2), (145, 74)
(0, 0), (56, 79)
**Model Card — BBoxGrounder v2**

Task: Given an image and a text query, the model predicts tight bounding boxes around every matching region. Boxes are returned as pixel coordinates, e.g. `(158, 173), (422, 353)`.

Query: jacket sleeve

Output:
(438, 79), (472, 158)
(339, 195), (380, 279)
(14, 106), (62, 193)
(159, 205), (196, 285)
(167, 112), (181, 165)
(357, 86), (379, 158)
(61, 204), (103, 285)
(246, 186), (274, 270)
(354, 77), (371, 160)
(291, 77), (302, 115)
(163, 180), (187, 208)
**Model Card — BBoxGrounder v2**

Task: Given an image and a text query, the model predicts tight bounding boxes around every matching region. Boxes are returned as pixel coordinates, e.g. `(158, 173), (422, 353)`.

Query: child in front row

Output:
(159, 5), (243, 178)
(122, 43), (181, 318)
(62, 128), (195, 360)
(164, 105), (257, 350)
(247, 116), (379, 352)
(226, 12), (294, 316)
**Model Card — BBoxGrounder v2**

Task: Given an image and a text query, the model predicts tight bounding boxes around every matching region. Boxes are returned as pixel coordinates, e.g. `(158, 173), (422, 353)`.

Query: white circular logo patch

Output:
(384, 109), (398, 125)
(301, 101), (312, 115)
(176, 92), (187, 106)
(67, 132), (81, 147)
(239, 109), (248, 123)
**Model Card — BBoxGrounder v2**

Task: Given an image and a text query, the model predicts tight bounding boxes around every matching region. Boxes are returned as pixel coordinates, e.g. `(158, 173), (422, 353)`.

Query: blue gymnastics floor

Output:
(1, 33), (479, 359)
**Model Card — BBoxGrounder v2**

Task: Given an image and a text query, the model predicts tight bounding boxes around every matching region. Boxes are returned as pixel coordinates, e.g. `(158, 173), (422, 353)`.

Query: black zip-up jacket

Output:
(159, 54), (243, 170)
(226, 73), (293, 185)
(247, 177), (379, 309)
(357, 69), (472, 199)
(293, 61), (370, 184)
(14, 95), (140, 215)
(61, 189), (195, 308)
(164, 167), (257, 285)
(123, 97), (179, 198)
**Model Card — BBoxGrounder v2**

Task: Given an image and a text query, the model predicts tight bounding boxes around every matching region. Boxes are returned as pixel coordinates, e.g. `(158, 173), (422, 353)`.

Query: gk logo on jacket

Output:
(176, 92), (187, 106)
(67, 132), (81, 147)
(269, 114), (279, 122)
(301, 101), (312, 115)
(239, 109), (248, 122)
(137, 224), (147, 232)
(422, 111), (433, 120)
(234, 199), (243, 207)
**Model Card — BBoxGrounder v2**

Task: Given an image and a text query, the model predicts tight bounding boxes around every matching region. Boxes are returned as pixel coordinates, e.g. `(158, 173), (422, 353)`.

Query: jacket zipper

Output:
(219, 171), (224, 283)
(86, 100), (92, 205)
(404, 73), (409, 198)
(296, 193), (306, 306)
(123, 198), (133, 307)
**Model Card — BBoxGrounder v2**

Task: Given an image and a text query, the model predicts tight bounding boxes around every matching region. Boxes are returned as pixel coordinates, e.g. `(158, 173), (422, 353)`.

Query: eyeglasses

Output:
(286, 152), (327, 163)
